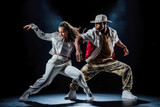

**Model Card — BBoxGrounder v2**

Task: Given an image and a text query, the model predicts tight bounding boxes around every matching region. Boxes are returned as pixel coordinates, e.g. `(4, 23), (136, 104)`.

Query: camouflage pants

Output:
(70, 59), (133, 91)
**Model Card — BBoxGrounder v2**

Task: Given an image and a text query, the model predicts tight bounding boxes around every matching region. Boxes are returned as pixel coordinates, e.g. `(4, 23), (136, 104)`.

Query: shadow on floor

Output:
(24, 99), (149, 107)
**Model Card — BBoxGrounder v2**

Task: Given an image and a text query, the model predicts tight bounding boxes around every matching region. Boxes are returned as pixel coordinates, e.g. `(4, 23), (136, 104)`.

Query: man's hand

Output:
(123, 47), (129, 56)
(116, 40), (129, 56)
(76, 50), (83, 62)
(23, 24), (31, 30)
(75, 35), (83, 62)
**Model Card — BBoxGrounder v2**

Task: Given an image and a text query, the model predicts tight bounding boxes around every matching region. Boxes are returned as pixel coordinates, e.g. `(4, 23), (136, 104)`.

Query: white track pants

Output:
(21, 55), (91, 96)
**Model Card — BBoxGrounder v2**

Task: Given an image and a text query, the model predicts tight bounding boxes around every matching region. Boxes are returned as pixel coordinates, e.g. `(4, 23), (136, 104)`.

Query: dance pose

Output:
(19, 21), (93, 102)
(65, 14), (137, 100)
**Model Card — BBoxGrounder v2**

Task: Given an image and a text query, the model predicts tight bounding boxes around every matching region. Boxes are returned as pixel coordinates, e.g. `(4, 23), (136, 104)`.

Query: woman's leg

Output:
(19, 58), (62, 101)
(65, 63), (100, 100)
(62, 65), (93, 100)
(69, 63), (100, 91)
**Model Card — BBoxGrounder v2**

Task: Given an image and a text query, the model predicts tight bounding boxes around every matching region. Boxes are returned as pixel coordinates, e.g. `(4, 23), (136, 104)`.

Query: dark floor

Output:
(0, 93), (160, 107)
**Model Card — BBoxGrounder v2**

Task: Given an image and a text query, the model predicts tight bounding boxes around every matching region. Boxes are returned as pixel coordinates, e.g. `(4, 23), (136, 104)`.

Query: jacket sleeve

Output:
(112, 29), (119, 43)
(81, 28), (101, 47)
(30, 23), (53, 41)
(109, 27), (119, 44)
(81, 28), (96, 43)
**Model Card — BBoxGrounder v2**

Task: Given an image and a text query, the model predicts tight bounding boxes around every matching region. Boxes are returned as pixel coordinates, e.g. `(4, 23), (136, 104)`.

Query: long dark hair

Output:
(59, 21), (80, 43)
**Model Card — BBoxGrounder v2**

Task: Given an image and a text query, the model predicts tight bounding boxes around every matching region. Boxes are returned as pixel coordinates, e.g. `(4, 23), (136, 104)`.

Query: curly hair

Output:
(59, 21), (80, 43)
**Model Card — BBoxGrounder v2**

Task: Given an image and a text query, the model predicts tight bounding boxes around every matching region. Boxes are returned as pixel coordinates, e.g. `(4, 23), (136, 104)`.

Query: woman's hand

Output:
(23, 24), (31, 30)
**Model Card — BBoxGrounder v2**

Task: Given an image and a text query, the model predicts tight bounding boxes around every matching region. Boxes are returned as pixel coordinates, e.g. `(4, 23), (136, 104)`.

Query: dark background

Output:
(1, 0), (160, 98)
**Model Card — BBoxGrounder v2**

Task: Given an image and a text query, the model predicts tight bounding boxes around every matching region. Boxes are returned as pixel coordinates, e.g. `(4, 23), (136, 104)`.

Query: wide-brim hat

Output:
(90, 14), (112, 23)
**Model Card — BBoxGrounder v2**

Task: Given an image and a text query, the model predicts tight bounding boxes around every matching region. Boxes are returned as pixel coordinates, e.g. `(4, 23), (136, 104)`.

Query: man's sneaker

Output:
(19, 92), (30, 102)
(122, 90), (137, 99)
(64, 90), (77, 100)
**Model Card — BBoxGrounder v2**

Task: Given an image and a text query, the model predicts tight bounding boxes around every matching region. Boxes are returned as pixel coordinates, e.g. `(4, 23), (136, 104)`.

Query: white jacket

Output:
(30, 23), (74, 58)
(81, 27), (119, 62)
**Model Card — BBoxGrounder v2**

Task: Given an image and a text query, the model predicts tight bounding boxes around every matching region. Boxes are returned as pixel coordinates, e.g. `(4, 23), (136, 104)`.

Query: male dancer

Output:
(65, 14), (137, 100)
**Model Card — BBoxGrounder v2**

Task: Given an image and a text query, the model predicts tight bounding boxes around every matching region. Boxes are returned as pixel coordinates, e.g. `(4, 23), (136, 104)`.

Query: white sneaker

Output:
(122, 90), (137, 99)
(19, 92), (30, 102)
(86, 96), (94, 102)
(64, 90), (77, 100)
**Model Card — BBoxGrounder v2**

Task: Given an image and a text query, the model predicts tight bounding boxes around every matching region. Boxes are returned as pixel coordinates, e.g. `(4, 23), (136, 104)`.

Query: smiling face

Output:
(58, 27), (68, 39)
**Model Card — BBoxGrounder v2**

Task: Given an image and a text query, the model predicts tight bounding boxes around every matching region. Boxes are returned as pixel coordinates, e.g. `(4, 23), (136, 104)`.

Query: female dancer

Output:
(19, 21), (93, 102)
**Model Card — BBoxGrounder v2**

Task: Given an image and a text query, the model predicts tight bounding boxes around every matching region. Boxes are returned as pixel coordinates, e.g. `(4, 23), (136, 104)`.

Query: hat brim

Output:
(90, 20), (112, 23)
